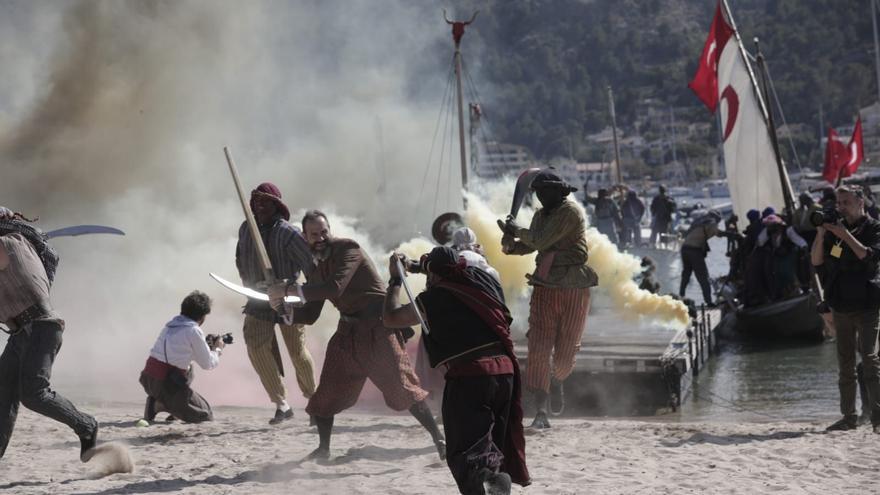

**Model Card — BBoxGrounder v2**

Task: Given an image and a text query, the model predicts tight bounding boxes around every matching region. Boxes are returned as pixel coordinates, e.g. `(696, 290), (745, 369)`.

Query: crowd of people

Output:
(583, 184), (677, 250)
(3, 173), (879, 493)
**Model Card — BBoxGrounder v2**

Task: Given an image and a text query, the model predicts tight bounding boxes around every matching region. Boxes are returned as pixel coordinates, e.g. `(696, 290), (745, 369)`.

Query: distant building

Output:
(555, 160), (621, 191)
(474, 141), (535, 179)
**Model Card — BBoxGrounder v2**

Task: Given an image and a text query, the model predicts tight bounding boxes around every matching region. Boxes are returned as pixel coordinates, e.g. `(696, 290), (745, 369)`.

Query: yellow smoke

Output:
(582, 220), (691, 329)
(466, 186), (690, 329)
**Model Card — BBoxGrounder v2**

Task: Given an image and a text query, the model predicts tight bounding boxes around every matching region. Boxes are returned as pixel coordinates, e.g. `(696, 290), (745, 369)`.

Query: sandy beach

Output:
(0, 402), (876, 494)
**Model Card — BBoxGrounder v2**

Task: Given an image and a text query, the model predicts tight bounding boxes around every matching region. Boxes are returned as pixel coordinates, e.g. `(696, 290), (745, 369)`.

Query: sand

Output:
(0, 403), (878, 494)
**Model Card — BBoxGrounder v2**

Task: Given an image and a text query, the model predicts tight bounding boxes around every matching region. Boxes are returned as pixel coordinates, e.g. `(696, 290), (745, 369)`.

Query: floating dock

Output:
(516, 305), (720, 416)
(514, 247), (722, 416)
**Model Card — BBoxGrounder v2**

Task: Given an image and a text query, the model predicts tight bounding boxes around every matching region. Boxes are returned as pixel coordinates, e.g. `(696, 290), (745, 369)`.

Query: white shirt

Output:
(458, 249), (502, 284)
(149, 315), (220, 370)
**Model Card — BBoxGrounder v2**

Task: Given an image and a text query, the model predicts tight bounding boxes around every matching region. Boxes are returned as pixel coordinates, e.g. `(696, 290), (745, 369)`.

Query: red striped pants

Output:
(525, 286), (591, 393)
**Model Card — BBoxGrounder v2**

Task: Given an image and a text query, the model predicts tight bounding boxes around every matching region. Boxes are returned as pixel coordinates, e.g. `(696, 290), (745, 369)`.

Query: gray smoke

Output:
(0, 0), (475, 407)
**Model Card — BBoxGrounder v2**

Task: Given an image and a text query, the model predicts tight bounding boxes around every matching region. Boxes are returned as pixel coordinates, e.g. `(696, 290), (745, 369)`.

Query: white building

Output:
(474, 141), (535, 179)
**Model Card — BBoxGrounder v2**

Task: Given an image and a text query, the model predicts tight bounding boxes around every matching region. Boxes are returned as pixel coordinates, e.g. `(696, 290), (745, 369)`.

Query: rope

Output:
(745, 51), (805, 181)
(416, 56), (456, 226)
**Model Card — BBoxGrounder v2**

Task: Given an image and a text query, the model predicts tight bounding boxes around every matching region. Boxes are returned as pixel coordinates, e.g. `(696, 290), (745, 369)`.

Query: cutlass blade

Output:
(45, 225), (126, 239)
(209, 272), (301, 304)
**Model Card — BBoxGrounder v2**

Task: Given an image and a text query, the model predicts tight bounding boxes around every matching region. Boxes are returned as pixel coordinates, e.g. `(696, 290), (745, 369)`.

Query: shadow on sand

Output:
(63, 451), (421, 495)
(659, 430), (813, 447)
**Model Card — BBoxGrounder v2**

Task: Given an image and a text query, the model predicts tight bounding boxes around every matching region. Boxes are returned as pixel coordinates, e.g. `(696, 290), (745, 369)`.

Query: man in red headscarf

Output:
(236, 183), (316, 425)
(383, 246), (530, 494)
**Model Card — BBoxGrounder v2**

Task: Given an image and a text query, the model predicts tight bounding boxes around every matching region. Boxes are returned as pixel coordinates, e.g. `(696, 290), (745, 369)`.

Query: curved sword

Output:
(45, 225), (125, 239)
(210, 272), (301, 304)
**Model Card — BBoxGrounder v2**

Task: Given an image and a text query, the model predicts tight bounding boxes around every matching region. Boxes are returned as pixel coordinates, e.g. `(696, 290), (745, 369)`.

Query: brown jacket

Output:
(293, 238), (385, 324)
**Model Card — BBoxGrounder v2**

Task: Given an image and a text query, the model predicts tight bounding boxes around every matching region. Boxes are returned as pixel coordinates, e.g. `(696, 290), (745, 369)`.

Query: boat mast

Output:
(872, 0), (880, 104)
(445, 10), (478, 207)
(720, 0), (796, 213)
(607, 86), (623, 184)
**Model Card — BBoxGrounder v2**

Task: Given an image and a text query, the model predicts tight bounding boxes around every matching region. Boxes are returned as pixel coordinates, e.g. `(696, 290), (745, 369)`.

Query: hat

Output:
(250, 182), (290, 221)
(762, 214), (785, 226)
(420, 246), (466, 277)
(746, 209), (760, 223)
(531, 169), (578, 192)
(761, 206), (775, 218)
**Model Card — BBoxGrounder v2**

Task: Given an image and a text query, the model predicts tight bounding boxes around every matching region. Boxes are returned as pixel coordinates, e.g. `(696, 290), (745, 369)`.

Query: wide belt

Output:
(443, 342), (506, 369)
(339, 303), (384, 323)
(12, 302), (53, 329)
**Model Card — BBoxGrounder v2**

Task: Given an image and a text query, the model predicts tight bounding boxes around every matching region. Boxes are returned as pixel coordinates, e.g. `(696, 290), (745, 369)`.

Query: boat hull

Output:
(726, 293), (824, 342)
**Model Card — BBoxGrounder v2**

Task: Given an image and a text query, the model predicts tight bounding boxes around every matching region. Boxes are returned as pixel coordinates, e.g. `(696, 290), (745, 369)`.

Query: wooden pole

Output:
(608, 86), (623, 184)
(444, 10), (478, 210)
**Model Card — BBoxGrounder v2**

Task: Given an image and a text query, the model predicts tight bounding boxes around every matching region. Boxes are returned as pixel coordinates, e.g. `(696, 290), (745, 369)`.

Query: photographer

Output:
(811, 186), (880, 433)
(139, 291), (225, 424)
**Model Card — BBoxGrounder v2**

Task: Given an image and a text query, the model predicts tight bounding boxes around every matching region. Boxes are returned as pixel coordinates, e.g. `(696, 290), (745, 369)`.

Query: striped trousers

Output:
(242, 315), (317, 404)
(525, 286), (591, 393)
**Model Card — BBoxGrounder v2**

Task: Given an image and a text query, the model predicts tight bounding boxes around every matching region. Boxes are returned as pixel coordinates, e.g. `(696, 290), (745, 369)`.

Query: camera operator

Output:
(811, 186), (880, 433)
(138, 291), (225, 424)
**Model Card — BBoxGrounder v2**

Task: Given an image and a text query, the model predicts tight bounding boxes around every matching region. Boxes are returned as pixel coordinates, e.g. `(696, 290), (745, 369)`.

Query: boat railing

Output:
(686, 304), (717, 378)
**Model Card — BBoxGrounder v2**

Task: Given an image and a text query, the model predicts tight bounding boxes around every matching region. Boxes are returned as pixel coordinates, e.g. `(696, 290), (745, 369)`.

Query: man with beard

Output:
(497, 170), (599, 429)
(383, 247), (530, 494)
(0, 206), (98, 461)
(236, 183), (316, 425)
(268, 210), (444, 460)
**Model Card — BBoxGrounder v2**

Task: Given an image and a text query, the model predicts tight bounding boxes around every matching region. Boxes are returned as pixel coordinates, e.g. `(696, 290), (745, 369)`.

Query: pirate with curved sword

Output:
(0, 205), (123, 462)
(495, 168), (599, 429)
(210, 147), (317, 425)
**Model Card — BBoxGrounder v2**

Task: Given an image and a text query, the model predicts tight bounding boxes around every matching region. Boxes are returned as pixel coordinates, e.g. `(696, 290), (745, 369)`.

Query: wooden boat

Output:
(721, 293), (824, 342)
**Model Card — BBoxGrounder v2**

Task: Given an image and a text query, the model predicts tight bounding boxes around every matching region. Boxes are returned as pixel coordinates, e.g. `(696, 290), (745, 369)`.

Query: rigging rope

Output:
(416, 56), (456, 226)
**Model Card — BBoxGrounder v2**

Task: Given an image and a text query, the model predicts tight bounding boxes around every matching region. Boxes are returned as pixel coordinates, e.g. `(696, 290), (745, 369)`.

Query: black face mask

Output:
(535, 187), (566, 210)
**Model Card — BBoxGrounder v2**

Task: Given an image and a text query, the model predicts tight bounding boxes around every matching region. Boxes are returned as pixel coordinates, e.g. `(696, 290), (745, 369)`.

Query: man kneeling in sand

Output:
(384, 247), (530, 494)
(139, 291), (225, 423)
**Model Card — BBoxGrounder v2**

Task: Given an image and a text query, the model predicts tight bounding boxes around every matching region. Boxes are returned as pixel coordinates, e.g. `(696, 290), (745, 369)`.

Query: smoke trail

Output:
(464, 183), (690, 330)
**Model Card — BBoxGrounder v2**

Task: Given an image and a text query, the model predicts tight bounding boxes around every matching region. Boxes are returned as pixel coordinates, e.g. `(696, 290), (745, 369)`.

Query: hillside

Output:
(416, 0), (877, 174)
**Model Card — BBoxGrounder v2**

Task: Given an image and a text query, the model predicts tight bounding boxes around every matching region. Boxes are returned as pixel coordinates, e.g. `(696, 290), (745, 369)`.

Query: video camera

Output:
(809, 206), (840, 227)
(206, 333), (234, 346)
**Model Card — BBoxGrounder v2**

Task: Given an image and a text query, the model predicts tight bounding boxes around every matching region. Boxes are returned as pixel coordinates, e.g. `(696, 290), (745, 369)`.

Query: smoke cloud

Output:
(0, 0), (454, 408)
(0, 0), (686, 416)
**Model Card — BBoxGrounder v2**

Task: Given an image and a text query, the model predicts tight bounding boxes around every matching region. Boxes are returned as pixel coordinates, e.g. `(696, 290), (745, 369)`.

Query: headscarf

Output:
(0, 218), (59, 284)
(419, 246), (529, 485)
(249, 182), (290, 221)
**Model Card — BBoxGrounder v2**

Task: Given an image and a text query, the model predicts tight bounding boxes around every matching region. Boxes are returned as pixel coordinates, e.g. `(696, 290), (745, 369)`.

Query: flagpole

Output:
(754, 39), (795, 214)
(720, 0), (796, 213)
(871, 0), (880, 104)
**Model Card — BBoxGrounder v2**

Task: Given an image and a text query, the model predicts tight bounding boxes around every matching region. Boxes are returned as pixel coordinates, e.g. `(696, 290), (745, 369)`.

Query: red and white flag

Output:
(689, 1), (784, 226)
(842, 116), (864, 178)
(822, 127), (849, 183)
(688, 2), (734, 113)
(822, 117), (865, 183)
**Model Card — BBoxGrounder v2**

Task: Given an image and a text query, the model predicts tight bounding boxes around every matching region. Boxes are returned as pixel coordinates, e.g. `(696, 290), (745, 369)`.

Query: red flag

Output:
(823, 127), (848, 183)
(842, 116), (864, 177)
(689, 2), (736, 113)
